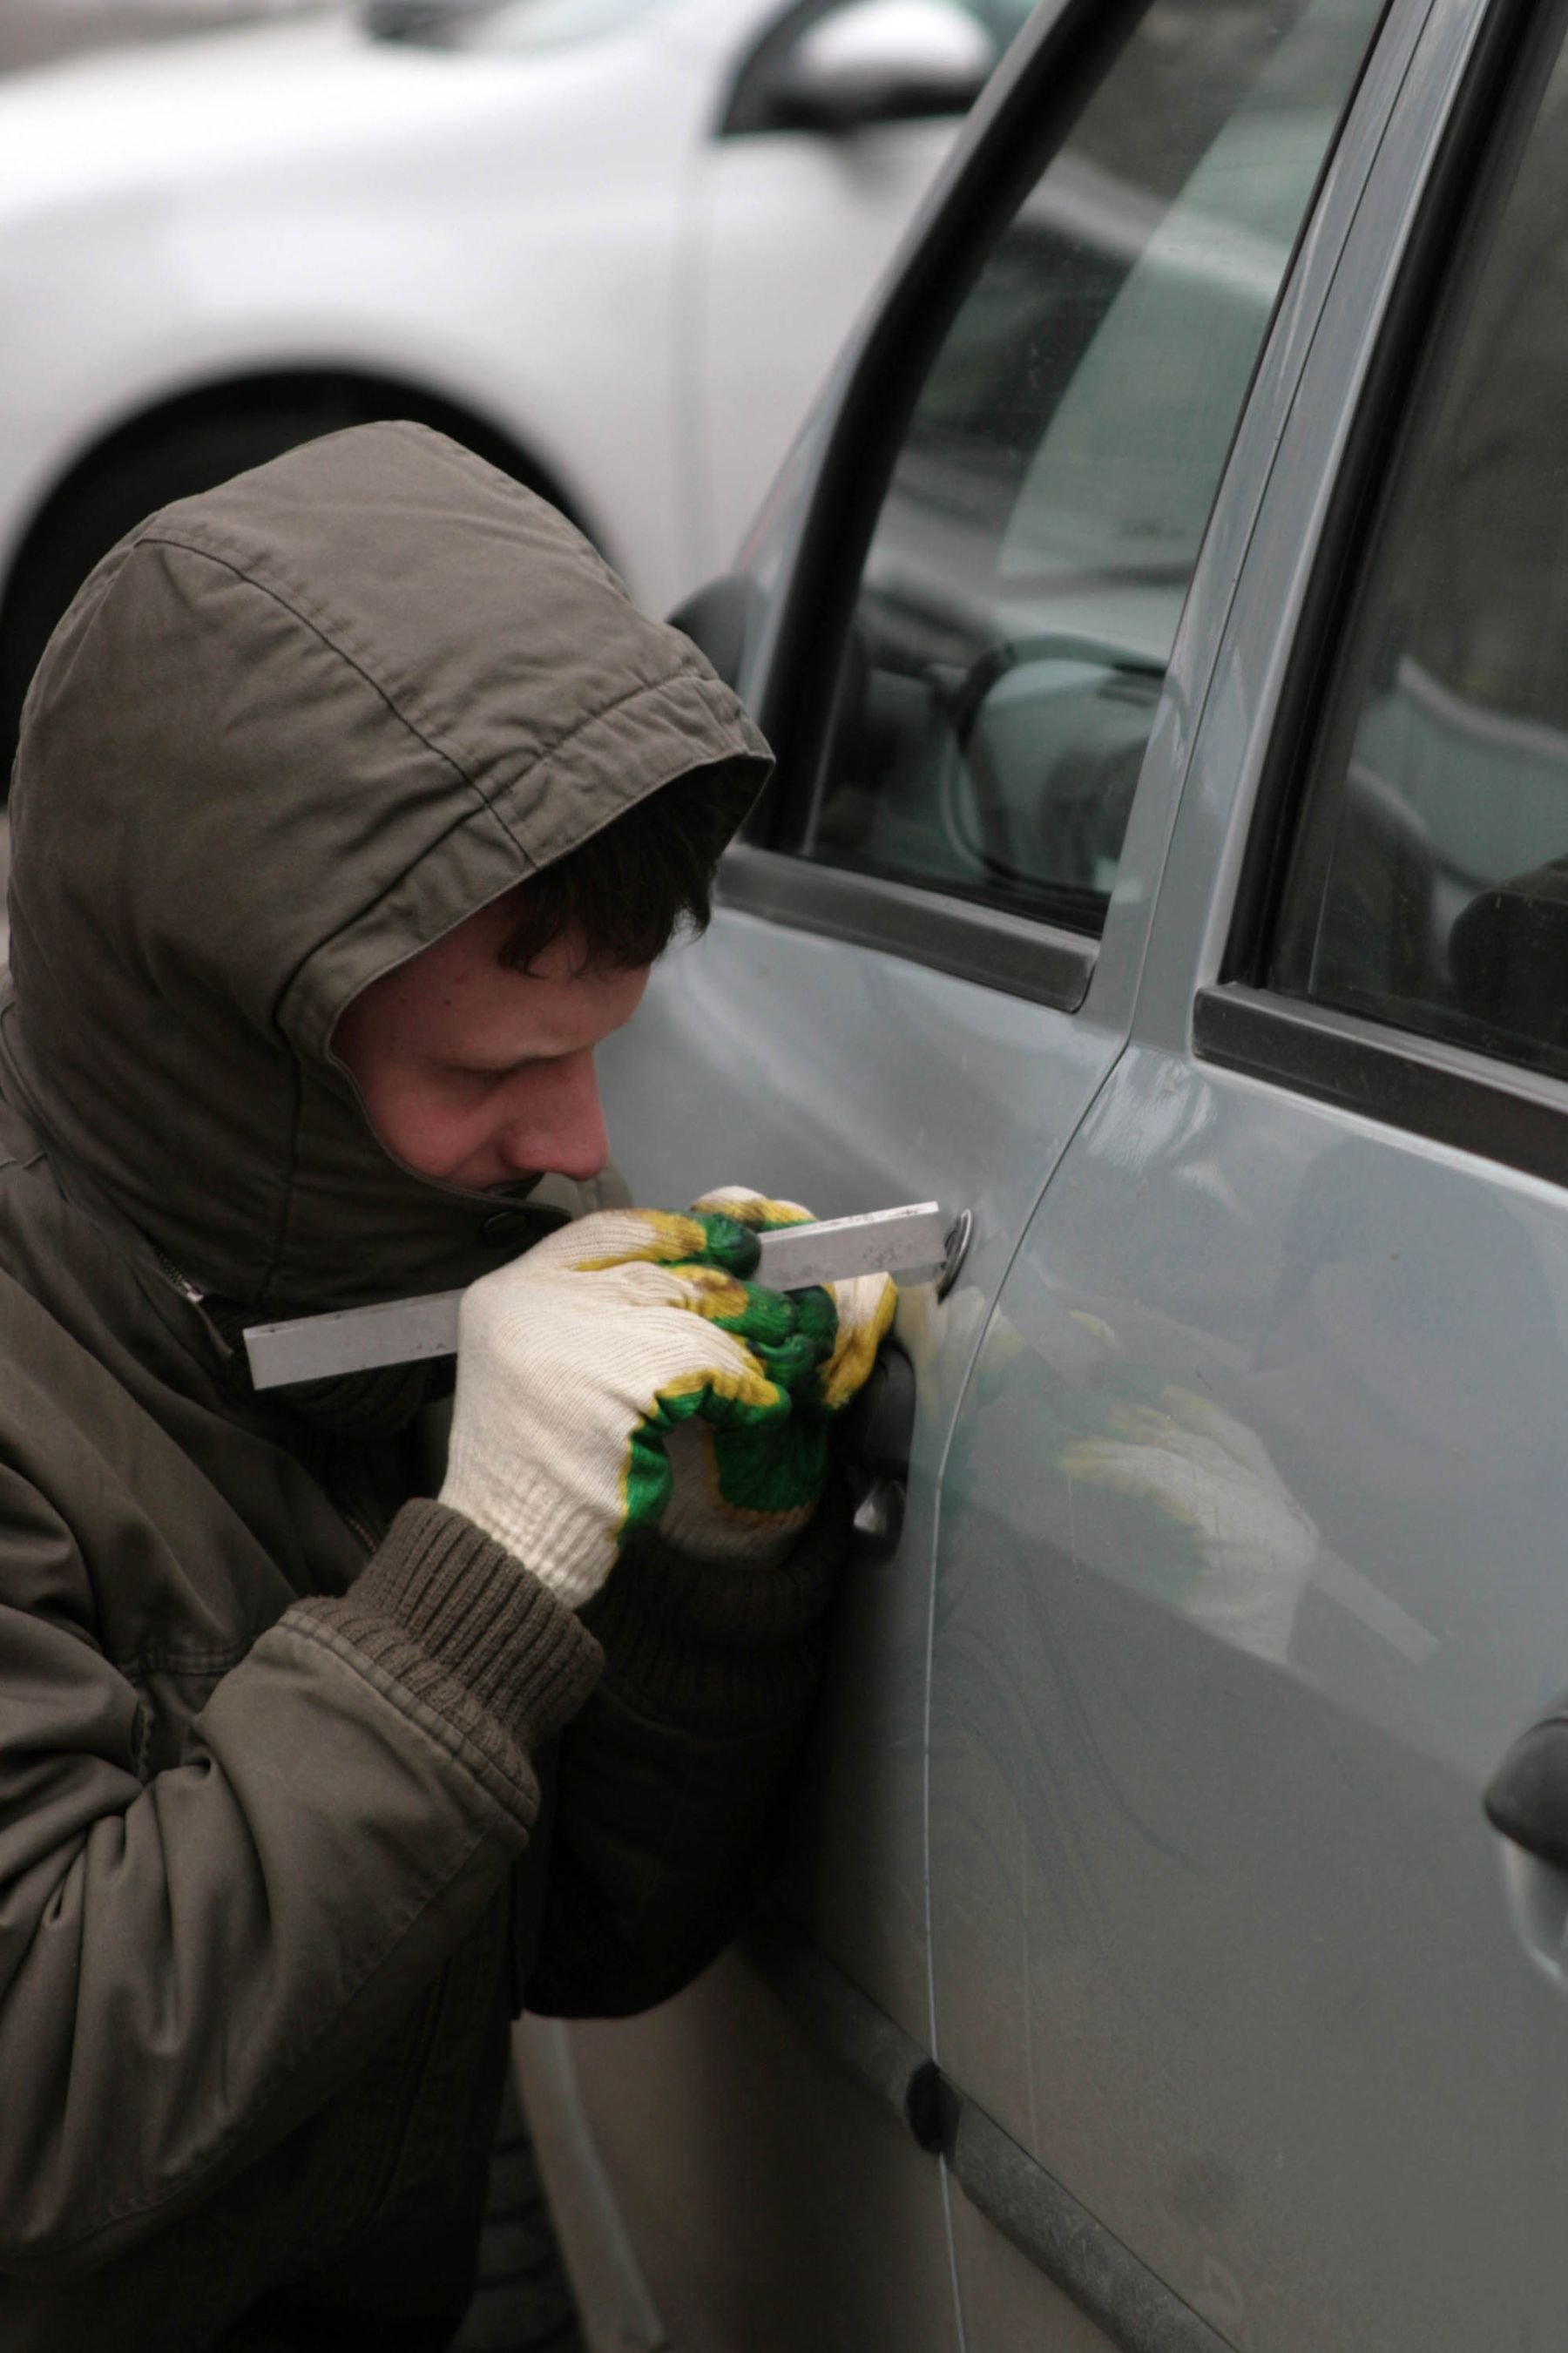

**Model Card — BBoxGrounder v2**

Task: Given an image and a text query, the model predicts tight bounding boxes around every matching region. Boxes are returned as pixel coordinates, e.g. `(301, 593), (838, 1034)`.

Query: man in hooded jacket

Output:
(0, 421), (875, 2350)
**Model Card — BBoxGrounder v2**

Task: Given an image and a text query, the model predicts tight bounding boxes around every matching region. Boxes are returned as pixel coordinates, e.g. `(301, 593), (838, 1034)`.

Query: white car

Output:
(0, 0), (1019, 757)
(0, 3), (328, 81)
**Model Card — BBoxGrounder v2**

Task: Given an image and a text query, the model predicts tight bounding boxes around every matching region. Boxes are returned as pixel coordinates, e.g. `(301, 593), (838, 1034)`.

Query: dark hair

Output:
(498, 764), (750, 975)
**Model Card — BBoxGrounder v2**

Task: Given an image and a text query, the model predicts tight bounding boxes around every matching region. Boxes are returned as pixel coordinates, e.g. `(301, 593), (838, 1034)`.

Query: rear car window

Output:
(1272, 21), (1568, 1080)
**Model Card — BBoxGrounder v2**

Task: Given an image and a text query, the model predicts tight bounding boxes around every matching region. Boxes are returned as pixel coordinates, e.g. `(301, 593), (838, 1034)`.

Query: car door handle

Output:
(1484, 1710), (1568, 1872)
(838, 1341), (916, 1554)
(840, 1341), (916, 1480)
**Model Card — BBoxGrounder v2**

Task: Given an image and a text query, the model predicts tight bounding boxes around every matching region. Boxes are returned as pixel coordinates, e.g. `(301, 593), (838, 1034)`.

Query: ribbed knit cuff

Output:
(301, 1498), (603, 1763)
(578, 1479), (850, 1735)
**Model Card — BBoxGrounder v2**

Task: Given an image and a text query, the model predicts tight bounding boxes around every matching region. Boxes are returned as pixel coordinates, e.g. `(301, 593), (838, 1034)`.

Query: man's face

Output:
(333, 890), (649, 1191)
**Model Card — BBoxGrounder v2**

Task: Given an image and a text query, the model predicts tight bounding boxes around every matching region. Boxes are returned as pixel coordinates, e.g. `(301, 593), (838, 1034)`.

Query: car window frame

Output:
(720, 0), (1396, 1011)
(1193, 0), (1568, 1186)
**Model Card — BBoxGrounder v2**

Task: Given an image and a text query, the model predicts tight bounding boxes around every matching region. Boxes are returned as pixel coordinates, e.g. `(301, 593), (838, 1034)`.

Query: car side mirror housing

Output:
(667, 572), (758, 692)
(764, 0), (995, 134)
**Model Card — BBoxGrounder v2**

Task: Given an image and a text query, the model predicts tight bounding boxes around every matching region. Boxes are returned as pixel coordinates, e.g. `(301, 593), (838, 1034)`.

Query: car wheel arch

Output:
(0, 364), (612, 780)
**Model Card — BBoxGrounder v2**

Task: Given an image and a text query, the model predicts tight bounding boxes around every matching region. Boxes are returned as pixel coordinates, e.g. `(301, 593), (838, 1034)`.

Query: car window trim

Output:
(716, 843), (1096, 1007)
(742, 1909), (1234, 2353)
(1200, 0), (1562, 1176)
(1194, 984), (1568, 1187)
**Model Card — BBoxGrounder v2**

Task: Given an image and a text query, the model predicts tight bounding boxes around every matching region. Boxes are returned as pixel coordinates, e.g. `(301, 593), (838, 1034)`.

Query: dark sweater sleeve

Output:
(524, 1480), (851, 2018)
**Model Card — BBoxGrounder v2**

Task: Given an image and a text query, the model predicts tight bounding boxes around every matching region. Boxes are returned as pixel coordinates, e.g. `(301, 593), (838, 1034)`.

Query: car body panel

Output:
(927, 1), (1568, 2345)
(940, 1046), (1568, 2351)
(0, 1), (328, 81)
(558, 1946), (970, 2353)
(578, 862), (1146, 2351)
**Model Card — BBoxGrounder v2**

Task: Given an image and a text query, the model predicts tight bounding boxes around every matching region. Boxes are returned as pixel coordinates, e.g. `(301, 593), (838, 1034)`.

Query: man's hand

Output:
(439, 1207), (818, 1608)
(657, 1186), (896, 1571)
(506, 1203), (767, 1284)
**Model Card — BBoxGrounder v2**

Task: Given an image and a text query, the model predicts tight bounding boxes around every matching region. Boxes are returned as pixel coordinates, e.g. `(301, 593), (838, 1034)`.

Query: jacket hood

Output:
(1, 421), (770, 1313)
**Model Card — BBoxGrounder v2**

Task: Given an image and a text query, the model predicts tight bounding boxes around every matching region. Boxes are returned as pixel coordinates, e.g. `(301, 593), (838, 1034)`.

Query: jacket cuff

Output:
(300, 1499), (603, 1763)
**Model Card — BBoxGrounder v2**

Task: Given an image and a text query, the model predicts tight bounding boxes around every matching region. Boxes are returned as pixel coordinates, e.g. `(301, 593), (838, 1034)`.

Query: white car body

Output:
(0, 2), (328, 82)
(0, 1), (974, 625)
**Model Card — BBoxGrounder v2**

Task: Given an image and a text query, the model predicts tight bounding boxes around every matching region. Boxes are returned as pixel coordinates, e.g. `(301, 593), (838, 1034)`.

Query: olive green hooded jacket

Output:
(0, 423), (846, 2350)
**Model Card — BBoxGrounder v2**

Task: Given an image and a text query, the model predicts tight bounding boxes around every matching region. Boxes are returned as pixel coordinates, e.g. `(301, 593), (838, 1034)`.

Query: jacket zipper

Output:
(340, 1507), (379, 1559)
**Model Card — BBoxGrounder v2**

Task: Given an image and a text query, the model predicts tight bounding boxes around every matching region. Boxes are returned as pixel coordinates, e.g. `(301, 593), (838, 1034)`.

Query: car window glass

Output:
(806, 0), (1383, 936)
(1271, 30), (1568, 1082)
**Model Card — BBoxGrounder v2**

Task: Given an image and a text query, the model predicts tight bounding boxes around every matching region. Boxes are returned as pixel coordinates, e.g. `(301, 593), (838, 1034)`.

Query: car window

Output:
(1271, 27), (1568, 1083)
(803, 0), (1384, 937)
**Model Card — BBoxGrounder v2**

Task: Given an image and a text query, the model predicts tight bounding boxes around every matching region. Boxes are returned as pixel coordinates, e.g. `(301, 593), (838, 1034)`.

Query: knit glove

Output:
(659, 1187), (896, 1570)
(1057, 1380), (1315, 1665)
(504, 1203), (766, 1285)
(439, 1208), (815, 1609)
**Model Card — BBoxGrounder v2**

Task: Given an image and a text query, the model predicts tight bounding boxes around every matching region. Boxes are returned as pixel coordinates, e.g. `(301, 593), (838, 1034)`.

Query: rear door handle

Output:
(1484, 1709), (1568, 1983)
(1485, 1710), (1568, 1871)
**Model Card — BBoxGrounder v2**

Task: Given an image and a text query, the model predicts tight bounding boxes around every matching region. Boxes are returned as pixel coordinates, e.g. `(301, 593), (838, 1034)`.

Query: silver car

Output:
(522, 0), (1568, 2346)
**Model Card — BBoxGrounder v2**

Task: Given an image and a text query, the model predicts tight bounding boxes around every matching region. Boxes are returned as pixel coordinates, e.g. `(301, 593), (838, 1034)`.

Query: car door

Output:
(554, 3), (1395, 2347)
(925, 2), (1568, 2346)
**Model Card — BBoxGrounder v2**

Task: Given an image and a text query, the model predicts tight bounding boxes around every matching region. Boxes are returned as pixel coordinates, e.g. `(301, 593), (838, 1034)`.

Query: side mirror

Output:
(766, 0), (996, 134)
(667, 572), (759, 692)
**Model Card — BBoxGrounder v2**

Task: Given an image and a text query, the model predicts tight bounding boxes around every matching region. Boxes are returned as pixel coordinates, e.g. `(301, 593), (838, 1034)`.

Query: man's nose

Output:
(500, 1052), (608, 1181)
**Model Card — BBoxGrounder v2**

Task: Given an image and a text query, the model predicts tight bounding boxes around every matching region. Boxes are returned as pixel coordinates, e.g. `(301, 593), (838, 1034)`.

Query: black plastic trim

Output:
(720, 0), (860, 137)
(719, 0), (1016, 138)
(1485, 1711), (1568, 1875)
(949, 2102), (1232, 2353)
(716, 845), (1096, 1009)
(1194, 985), (1568, 1189)
(742, 1912), (1234, 2353)
(741, 1911), (938, 2139)
(667, 572), (755, 692)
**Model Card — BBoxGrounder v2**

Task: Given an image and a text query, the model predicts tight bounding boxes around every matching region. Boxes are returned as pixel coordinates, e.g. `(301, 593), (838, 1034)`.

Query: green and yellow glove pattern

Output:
(440, 1207), (821, 1609)
(440, 1194), (897, 1600)
(657, 1186), (897, 1570)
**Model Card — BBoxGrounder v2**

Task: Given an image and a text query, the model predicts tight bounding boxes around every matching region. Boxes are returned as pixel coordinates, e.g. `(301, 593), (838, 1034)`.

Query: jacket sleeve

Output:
(524, 1480), (850, 2018)
(0, 1486), (599, 2281)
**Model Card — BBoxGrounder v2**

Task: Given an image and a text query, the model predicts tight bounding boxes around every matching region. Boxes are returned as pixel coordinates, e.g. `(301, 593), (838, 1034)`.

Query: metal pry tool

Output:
(243, 1200), (947, 1392)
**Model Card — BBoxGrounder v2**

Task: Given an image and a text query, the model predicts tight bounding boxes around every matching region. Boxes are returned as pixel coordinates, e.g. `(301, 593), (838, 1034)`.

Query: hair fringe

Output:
(497, 766), (743, 975)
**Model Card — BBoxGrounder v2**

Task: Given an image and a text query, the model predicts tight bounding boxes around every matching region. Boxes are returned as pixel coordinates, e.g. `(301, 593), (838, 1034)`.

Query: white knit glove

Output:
(1058, 1382), (1316, 1665)
(439, 1208), (798, 1609)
